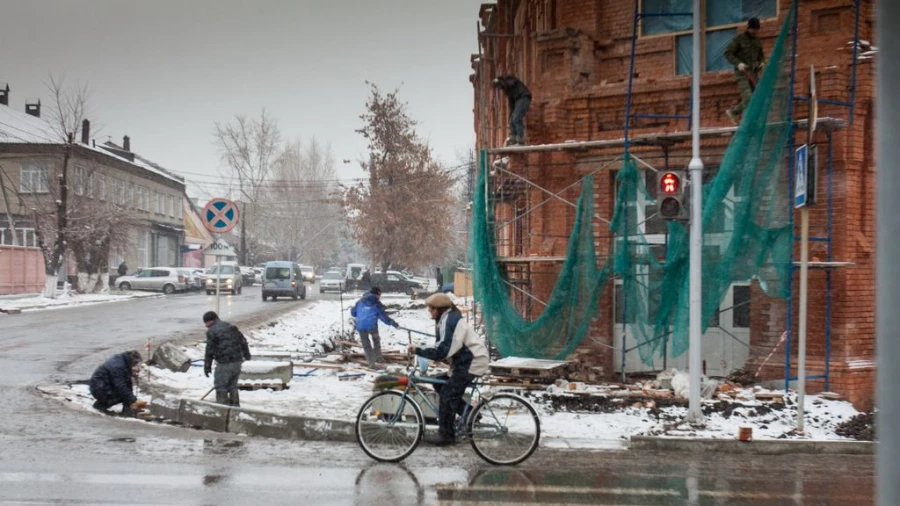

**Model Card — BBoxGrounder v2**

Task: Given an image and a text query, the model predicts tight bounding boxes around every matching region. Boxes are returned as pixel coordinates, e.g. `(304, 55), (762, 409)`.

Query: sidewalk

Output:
(35, 297), (875, 454)
(0, 290), (161, 313)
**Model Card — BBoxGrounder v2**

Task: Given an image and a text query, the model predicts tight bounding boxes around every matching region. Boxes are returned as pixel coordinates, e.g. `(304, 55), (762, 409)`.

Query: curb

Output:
(0, 293), (164, 313)
(629, 435), (875, 455)
(149, 394), (358, 443)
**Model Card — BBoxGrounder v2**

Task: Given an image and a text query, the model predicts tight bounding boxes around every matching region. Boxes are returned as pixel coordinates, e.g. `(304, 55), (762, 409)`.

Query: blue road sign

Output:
(202, 198), (240, 233)
(795, 144), (808, 209)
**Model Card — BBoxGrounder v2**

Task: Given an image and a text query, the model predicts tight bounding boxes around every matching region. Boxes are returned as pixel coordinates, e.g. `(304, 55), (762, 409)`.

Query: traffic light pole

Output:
(686, 0), (704, 424)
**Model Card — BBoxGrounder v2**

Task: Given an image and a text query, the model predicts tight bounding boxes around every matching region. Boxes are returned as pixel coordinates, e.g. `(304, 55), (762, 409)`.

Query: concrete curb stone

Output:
(629, 435), (875, 455)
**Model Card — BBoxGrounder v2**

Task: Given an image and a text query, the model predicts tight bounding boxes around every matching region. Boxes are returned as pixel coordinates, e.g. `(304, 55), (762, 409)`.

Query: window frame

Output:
(638, 0), (779, 74)
(19, 163), (50, 194)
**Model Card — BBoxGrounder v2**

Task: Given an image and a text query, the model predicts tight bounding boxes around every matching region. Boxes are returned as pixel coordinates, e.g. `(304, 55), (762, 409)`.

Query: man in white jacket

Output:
(408, 293), (490, 446)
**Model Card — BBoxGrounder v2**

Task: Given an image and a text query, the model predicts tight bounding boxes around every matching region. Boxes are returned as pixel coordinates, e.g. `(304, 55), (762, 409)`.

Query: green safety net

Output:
(470, 3), (795, 364)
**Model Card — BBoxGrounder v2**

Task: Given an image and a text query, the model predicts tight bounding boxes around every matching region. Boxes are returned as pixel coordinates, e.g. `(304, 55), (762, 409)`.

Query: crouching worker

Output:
(203, 311), (252, 407)
(89, 350), (146, 416)
(408, 293), (489, 446)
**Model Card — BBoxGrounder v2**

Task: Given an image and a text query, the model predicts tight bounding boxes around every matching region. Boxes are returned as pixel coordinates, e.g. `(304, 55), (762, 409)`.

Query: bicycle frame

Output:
(388, 365), (485, 437)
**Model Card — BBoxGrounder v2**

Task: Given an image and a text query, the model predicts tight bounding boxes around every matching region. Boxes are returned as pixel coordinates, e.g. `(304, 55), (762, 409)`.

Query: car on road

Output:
(370, 271), (425, 295)
(116, 267), (188, 294)
(205, 262), (243, 295)
(177, 268), (203, 291)
(262, 261), (307, 301)
(240, 266), (257, 287)
(319, 271), (344, 293)
(298, 265), (315, 283)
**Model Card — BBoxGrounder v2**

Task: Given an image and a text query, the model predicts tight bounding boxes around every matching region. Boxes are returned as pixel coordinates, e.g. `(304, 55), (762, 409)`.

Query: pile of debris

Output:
(835, 412), (875, 441)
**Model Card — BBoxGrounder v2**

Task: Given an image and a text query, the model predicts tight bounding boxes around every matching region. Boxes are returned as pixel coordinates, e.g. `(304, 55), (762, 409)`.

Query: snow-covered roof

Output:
(0, 104), (184, 186)
(0, 104), (61, 144)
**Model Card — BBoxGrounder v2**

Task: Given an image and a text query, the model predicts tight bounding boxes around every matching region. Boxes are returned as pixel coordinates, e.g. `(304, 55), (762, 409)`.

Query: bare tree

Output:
(260, 138), (342, 267)
(28, 75), (92, 297)
(213, 110), (281, 264)
(344, 83), (458, 272)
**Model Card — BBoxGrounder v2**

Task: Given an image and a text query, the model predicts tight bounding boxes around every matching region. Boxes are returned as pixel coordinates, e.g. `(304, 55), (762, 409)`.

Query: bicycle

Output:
(355, 328), (541, 466)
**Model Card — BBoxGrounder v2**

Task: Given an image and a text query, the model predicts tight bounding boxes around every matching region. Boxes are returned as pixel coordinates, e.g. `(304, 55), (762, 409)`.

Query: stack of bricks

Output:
(472, 0), (875, 409)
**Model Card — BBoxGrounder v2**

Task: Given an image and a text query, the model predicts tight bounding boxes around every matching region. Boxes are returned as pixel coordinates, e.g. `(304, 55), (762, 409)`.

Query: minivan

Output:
(262, 261), (307, 301)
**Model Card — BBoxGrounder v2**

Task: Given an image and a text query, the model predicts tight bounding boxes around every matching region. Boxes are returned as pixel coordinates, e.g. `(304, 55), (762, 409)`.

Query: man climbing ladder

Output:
(725, 18), (766, 125)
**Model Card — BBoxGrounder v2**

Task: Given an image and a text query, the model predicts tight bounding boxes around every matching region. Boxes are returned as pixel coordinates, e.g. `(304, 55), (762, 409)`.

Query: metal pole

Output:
(797, 206), (809, 432)
(685, 0), (704, 424)
(215, 253), (221, 315)
(877, 0), (900, 504)
(797, 65), (817, 433)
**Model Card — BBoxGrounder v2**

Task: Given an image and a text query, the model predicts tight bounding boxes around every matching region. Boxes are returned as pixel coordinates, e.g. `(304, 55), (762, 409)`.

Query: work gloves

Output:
(392, 321), (400, 328)
(204, 366), (211, 378)
(737, 62), (748, 71)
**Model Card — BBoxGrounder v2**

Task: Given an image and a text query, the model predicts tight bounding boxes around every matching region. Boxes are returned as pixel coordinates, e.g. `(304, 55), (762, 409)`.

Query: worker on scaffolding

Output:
(491, 75), (532, 146)
(724, 17), (766, 125)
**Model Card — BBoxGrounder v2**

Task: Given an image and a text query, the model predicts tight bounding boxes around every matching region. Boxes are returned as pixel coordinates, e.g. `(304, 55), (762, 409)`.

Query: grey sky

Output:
(1, 0), (484, 199)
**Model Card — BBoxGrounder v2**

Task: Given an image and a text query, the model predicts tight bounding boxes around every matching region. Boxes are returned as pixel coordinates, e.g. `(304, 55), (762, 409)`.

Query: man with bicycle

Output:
(408, 293), (489, 446)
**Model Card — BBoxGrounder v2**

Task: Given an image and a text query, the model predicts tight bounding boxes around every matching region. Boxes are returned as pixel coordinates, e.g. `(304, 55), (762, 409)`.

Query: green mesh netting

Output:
(470, 3), (795, 364)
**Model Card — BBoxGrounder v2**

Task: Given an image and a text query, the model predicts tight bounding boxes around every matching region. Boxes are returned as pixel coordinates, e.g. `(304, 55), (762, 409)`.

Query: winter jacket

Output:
(496, 75), (532, 111)
(724, 32), (765, 71)
(350, 293), (398, 331)
(89, 352), (137, 405)
(414, 309), (490, 377)
(351, 293), (397, 332)
(204, 320), (251, 372)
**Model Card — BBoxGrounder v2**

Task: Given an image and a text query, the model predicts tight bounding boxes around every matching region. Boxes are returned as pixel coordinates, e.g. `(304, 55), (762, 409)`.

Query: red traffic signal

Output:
(657, 171), (685, 220)
(660, 172), (681, 195)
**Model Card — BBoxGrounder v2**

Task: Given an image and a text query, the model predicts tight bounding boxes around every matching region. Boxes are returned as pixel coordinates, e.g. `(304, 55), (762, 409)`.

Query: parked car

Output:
(240, 266), (256, 287)
(319, 271), (344, 293)
(252, 267), (263, 284)
(177, 268), (203, 291)
(262, 261), (307, 301)
(116, 267), (188, 294)
(205, 262), (243, 295)
(370, 271), (424, 295)
(298, 265), (315, 283)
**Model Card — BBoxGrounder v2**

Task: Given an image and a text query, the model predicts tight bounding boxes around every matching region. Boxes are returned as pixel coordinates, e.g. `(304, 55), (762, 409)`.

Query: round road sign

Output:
(202, 198), (240, 234)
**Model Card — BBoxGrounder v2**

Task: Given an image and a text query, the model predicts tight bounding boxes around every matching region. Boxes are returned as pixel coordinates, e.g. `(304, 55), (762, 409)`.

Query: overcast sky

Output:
(1, 0), (484, 199)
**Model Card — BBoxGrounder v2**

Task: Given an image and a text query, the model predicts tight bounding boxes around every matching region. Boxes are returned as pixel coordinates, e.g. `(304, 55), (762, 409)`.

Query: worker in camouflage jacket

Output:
(724, 17), (766, 125)
(90, 350), (145, 416)
(203, 311), (251, 407)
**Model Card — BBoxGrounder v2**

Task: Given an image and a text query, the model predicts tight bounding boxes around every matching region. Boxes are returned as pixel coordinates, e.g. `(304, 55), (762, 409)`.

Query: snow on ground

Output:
(46, 292), (864, 442)
(0, 290), (160, 312)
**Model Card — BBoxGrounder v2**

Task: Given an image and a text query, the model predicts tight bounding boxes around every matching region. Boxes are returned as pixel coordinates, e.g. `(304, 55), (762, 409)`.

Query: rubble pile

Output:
(835, 412), (875, 441)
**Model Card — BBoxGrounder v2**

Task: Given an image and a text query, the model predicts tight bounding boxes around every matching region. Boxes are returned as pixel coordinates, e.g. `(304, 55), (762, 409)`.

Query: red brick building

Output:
(471, 0), (875, 408)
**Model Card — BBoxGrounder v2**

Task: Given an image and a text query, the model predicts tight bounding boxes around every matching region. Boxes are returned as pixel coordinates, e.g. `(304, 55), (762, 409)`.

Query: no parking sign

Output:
(201, 198), (239, 234)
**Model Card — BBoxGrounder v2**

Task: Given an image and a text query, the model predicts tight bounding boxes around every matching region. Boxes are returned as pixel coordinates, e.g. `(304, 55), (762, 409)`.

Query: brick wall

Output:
(473, 0), (876, 409)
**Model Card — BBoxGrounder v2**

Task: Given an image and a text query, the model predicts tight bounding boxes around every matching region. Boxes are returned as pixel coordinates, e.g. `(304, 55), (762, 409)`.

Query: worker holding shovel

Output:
(724, 17), (766, 125)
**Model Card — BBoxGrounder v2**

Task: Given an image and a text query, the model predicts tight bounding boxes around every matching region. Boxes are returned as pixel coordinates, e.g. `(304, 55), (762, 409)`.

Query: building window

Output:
(158, 192), (165, 215)
(129, 183), (136, 208)
(137, 230), (149, 268)
(20, 164), (49, 193)
(168, 195), (175, 217)
(641, 0), (777, 74)
(73, 166), (85, 196)
(98, 175), (107, 201)
(733, 284), (751, 328)
(177, 198), (183, 220)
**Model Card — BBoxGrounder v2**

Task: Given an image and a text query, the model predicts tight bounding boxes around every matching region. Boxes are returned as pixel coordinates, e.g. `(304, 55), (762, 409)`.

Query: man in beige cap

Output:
(408, 293), (489, 446)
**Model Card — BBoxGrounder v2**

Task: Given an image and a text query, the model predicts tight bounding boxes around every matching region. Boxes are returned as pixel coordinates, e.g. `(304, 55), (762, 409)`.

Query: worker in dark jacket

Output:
(408, 293), (490, 446)
(203, 311), (251, 407)
(350, 287), (399, 368)
(492, 75), (532, 146)
(89, 350), (144, 416)
(724, 18), (766, 125)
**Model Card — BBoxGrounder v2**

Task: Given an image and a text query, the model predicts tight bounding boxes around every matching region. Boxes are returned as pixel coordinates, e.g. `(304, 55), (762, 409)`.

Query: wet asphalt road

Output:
(0, 285), (876, 505)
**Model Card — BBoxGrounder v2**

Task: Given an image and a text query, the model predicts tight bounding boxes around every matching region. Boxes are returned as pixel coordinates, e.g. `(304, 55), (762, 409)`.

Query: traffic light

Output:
(657, 171), (685, 219)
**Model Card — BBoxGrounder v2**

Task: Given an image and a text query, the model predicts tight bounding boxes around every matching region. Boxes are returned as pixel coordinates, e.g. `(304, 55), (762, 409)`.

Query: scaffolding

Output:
(474, 0), (864, 385)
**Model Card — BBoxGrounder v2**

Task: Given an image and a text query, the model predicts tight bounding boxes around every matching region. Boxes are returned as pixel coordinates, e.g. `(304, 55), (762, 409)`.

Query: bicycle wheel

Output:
(356, 390), (424, 462)
(468, 393), (540, 465)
